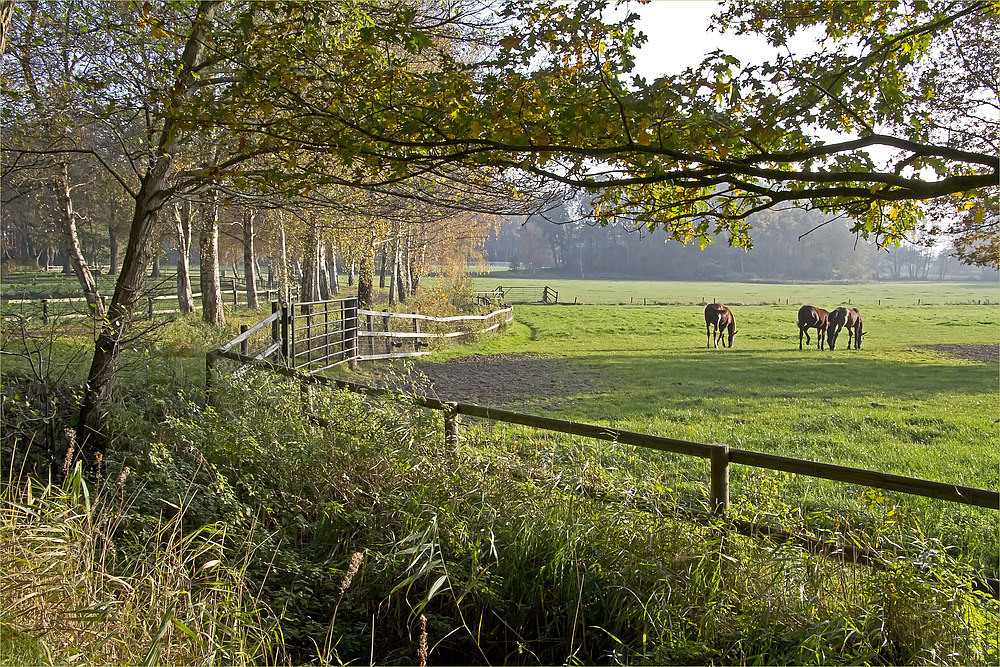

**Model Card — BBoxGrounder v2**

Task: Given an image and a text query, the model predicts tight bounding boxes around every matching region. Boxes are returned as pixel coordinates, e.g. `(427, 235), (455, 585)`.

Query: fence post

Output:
(383, 311), (391, 355)
(271, 300), (279, 347)
(367, 313), (375, 355)
(205, 352), (217, 407)
(240, 324), (249, 357)
(281, 304), (290, 364)
(444, 402), (460, 446)
(41, 299), (48, 323)
(347, 297), (358, 371)
(302, 303), (312, 369)
(412, 316), (421, 352)
(709, 443), (730, 514)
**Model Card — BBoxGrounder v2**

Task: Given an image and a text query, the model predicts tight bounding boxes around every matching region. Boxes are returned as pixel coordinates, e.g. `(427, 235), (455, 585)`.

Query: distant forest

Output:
(485, 201), (998, 283)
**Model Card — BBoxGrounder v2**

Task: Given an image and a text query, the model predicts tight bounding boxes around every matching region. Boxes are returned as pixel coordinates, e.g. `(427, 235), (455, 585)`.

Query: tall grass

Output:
(9, 371), (992, 665)
(1, 439), (283, 666)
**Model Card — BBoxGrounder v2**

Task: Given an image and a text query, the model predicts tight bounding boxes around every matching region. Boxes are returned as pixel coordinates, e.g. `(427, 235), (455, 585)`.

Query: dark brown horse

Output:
(705, 303), (737, 349)
(797, 305), (830, 350)
(828, 307), (866, 350)
(845, 307), (865, 349)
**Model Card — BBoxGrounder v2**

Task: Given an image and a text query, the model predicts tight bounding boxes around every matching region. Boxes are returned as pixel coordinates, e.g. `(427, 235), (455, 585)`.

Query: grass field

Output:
(471, 273), (999, 306)
(410, 280), (1000, 576)
(3, 277), (998, 664)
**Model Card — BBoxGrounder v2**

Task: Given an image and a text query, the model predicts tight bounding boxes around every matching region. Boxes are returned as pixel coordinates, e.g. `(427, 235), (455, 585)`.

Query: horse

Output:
(827, 307), (866, 350)
(845, 307), (865, 349)
(797, 305), (830, 350)
(705, 303), (738, 349)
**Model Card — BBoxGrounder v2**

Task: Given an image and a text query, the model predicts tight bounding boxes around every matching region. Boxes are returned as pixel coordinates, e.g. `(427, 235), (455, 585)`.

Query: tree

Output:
(5, 0), (997, 463)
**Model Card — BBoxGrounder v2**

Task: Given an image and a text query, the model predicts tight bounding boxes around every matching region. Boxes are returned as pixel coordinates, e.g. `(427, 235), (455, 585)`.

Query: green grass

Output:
(3, 278), (998, 665)
(411, 298), (1000, 577)
(471, 274), (1000, 306)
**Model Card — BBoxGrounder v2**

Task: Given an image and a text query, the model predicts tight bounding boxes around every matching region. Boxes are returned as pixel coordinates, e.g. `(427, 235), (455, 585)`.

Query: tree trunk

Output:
(107, 224), (119, 276)
(318, 242), (331, 300)
(330, 243), (340, 294)
(357, 238), (376, 309)
(348, 258), (355, 287)
(279, 210), (290, 304)
(395, 226), (407, 304)
(243, 208), (259, 309)
(301, 224), (320, 302)
(378, 245), (387, 288)
(58, 162), (104, 317)
(199, 193), (225, 326)
(173, 201), (195, 315)
(388, 233), (398, 306)
(150, 250), (161, 278)
(76, 0), (220, 460)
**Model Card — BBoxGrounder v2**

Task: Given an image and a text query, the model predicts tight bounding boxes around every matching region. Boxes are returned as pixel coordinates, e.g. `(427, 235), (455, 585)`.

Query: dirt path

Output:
(915, 343), (999, 364)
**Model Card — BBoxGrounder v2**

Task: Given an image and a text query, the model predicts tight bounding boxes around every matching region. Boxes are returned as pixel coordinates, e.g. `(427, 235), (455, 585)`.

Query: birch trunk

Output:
(173, 201), (195, 314)
(356, 237), (376, 309)
(330, 243), (340, 294)
(57, 162), (104, 317)
(199, 193), (225, 326)
(243, 209), (259, 309)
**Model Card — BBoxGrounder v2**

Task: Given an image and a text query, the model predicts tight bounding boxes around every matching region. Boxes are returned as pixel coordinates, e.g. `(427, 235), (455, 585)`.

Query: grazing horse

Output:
(705, 303), (738, 349)
(828, 307), (866, 350)
(797, 305), (830, 350)
(845, 307), (865, 349)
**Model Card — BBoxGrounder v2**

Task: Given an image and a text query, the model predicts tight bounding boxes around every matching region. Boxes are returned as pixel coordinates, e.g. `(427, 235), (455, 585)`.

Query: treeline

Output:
(487, 202), (997, 282)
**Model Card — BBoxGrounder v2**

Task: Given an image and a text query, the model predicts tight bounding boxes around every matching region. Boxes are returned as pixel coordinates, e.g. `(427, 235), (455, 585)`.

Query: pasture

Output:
(471, 274), (999, 306)
(413, 282), (1000, 576)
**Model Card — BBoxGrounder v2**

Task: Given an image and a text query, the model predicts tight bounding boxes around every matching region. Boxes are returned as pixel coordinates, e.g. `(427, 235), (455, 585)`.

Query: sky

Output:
(629, 1), (774, 78)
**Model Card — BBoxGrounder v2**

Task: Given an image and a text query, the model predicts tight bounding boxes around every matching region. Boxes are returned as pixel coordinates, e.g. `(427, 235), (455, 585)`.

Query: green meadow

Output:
(471, 273), (999, 306)
(3, 277), (999, 664)
(421, 281), (1000, 575)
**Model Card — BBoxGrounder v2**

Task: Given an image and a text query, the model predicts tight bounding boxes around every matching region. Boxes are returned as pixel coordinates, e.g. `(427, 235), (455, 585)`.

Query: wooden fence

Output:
(208, 303), (998, 514)
(206, 296), (513, 396)
(476, 285), (558, 304)
(2, 278), (284, 321)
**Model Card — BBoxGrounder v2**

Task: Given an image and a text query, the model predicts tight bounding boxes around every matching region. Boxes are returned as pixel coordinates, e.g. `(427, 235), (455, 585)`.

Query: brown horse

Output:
(797, 305), (830, 350)
(828, 307), (866, 350)
(845, 307), (865, 349)
(705, 303), (737, 349)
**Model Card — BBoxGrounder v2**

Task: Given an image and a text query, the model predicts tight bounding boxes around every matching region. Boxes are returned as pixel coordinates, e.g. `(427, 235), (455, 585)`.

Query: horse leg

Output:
(706, 323), (712, 349)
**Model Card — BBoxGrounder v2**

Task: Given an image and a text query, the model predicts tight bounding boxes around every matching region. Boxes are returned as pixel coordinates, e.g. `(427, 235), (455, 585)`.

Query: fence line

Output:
(206, 302), (999, 513)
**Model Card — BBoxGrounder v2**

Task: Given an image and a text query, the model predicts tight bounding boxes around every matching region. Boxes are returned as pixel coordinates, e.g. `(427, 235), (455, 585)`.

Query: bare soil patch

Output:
(915, 343), (999, 364)
(365, 354), (603, 408)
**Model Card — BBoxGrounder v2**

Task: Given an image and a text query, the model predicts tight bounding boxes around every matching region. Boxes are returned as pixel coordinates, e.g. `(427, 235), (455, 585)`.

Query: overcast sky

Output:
(628, 1), (822, 79)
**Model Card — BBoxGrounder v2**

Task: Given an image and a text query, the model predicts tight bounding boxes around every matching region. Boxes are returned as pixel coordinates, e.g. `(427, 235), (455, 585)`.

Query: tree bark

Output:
(199, 192), (225, 326)
(378, 245), (387, 288)
(330, 243), (340, 294)
(173, 201), (195, 314)
(243, 208), (259, 309)
(107, 224), (119, 276)
(318, 242), (331, 300)
(76, 1), (222, 459)
(58, 162), (104, 317)
(356, 238), (376, 309)
(388, 232), (398, 306)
